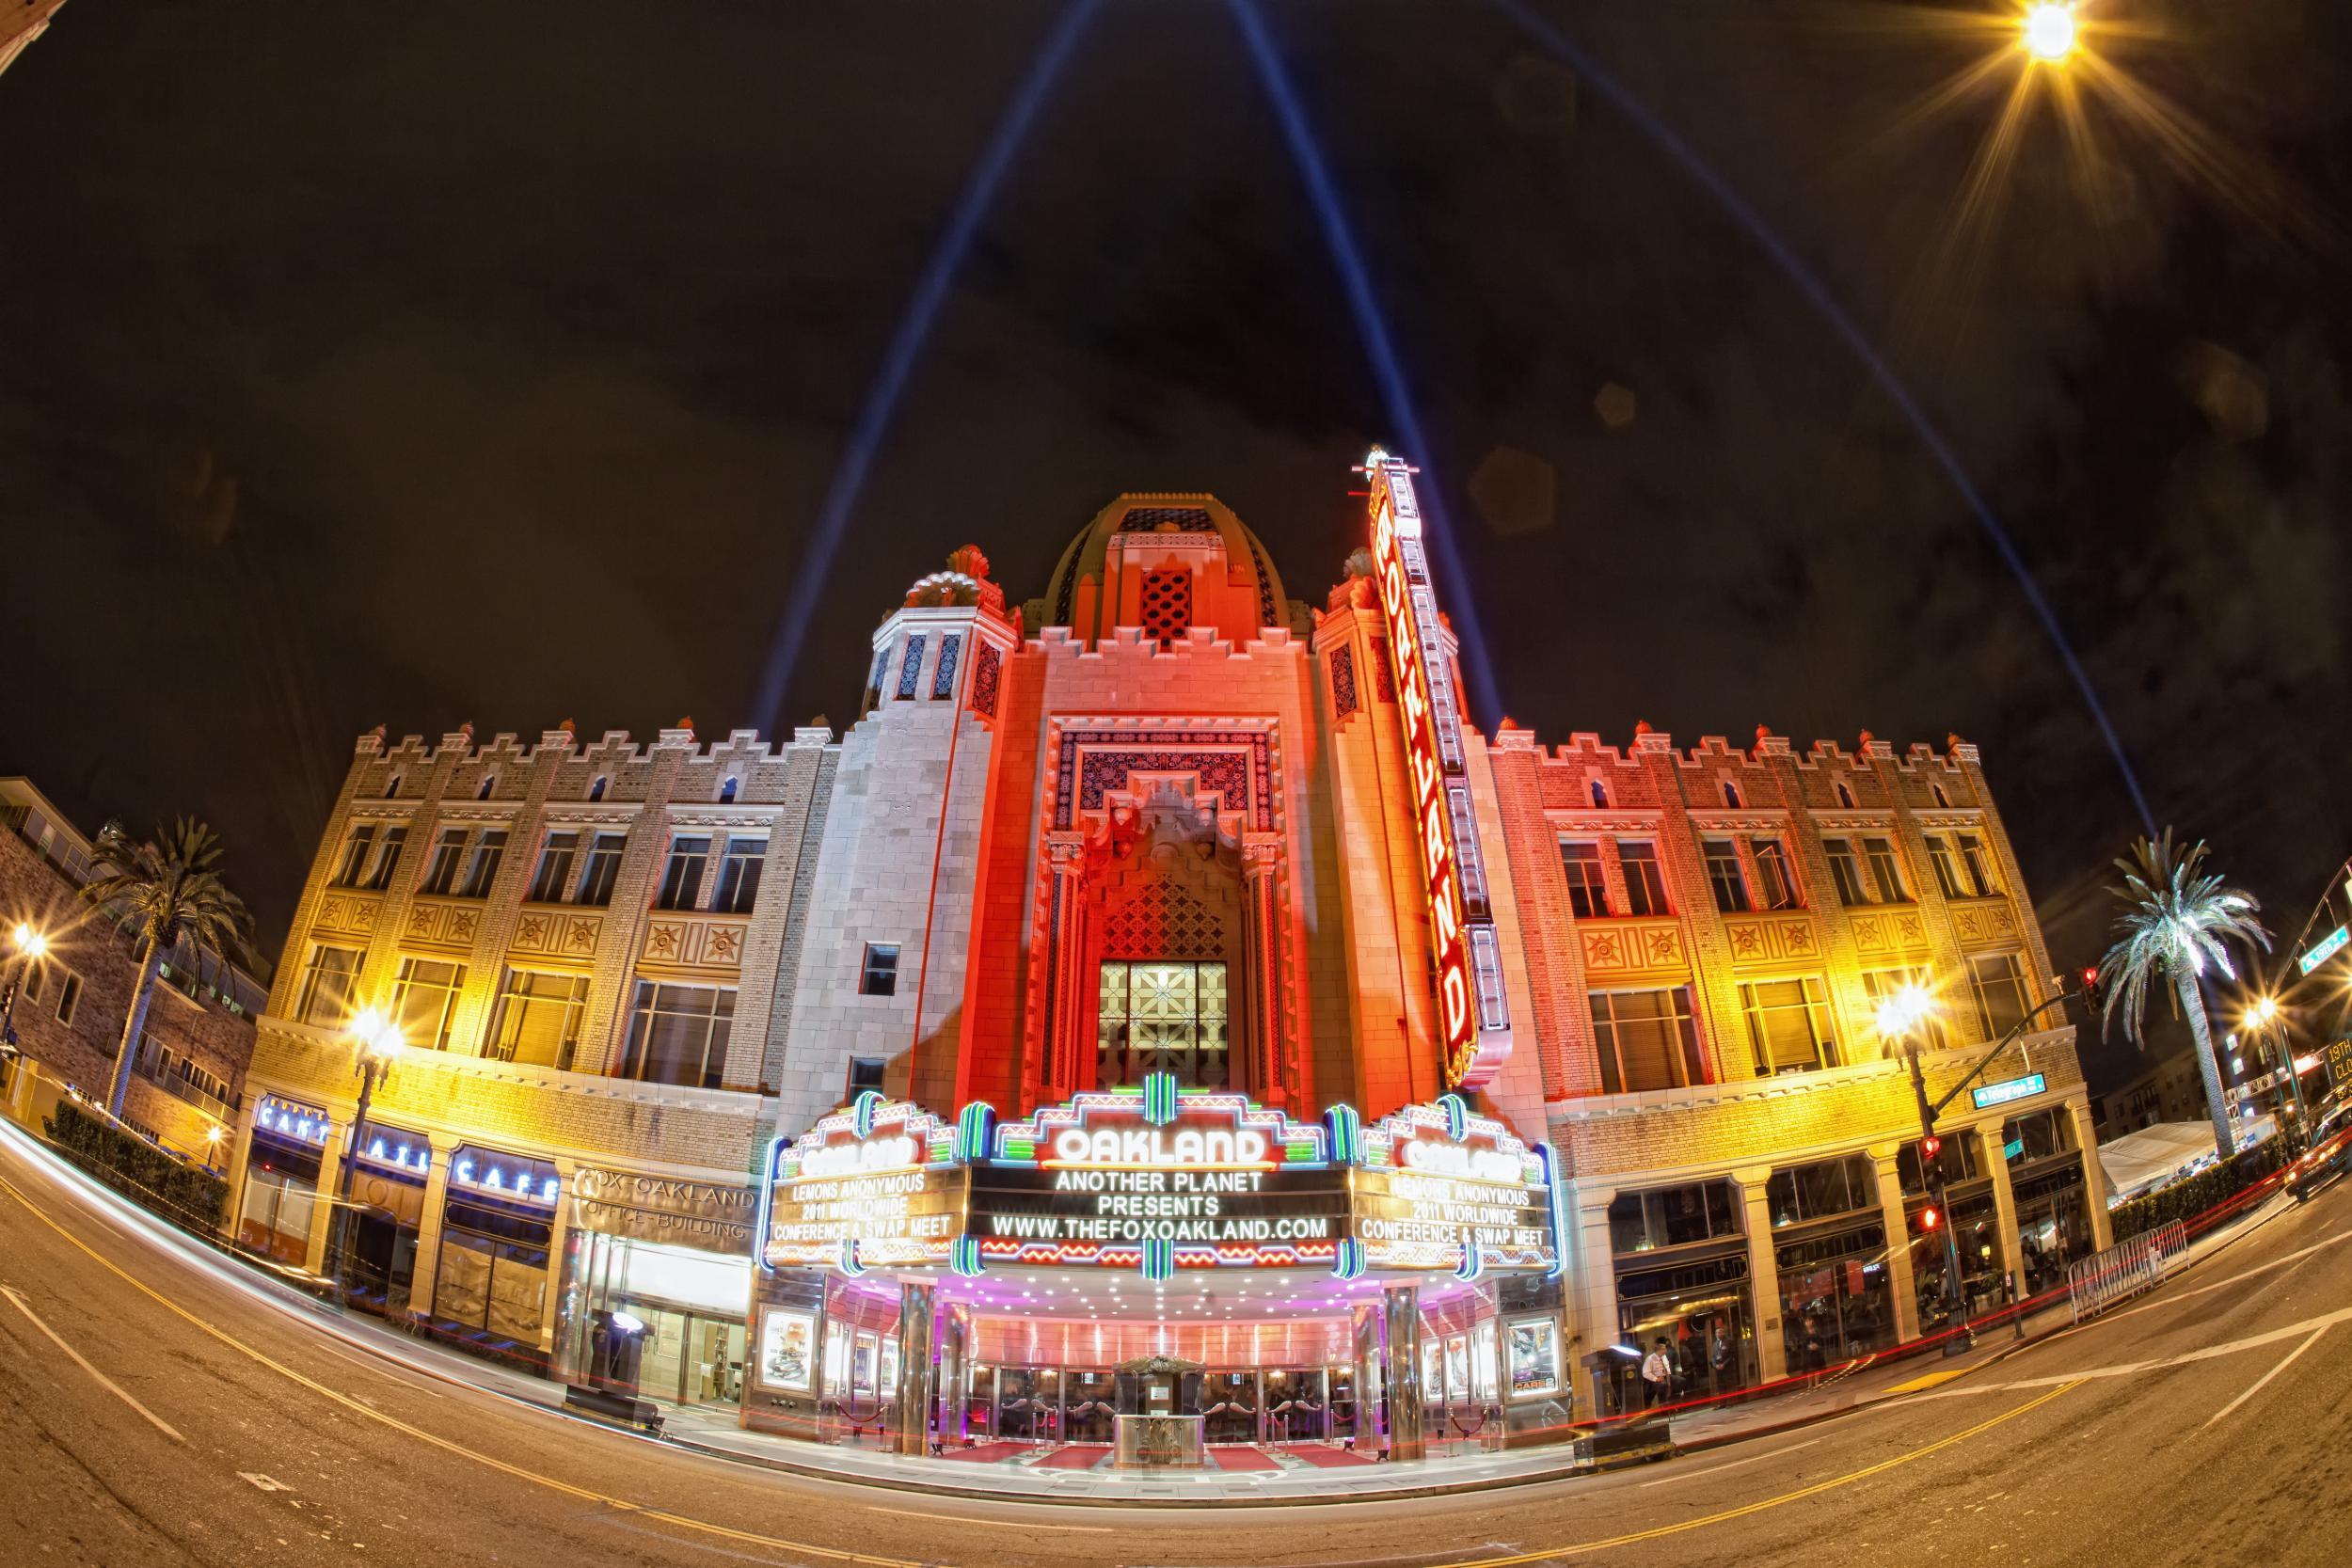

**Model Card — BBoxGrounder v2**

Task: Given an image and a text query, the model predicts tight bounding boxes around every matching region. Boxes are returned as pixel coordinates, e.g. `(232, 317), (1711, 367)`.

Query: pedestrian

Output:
(1641, 1338), (1673, 1410)
(1709, 1323), (1732, 1395)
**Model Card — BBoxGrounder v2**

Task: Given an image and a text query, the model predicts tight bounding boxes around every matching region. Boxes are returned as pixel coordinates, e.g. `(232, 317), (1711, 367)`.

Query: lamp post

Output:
(1, 923), (49, 1060)
(328, 1007), (403, 1305)
(2249, 995), (2308, 1148)
(1877, 983), (1971, 1350)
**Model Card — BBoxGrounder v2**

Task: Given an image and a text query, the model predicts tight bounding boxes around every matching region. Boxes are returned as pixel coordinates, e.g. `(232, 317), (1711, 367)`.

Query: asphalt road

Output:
(5, 1129), (2349, 1568)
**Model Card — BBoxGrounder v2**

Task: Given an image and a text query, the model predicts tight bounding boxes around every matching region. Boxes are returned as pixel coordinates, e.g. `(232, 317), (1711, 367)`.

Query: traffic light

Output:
(1921, 1132), (1942, 1162)
(2077, 964), (2106, 1016)
(1917, 1204), (1943, 1233)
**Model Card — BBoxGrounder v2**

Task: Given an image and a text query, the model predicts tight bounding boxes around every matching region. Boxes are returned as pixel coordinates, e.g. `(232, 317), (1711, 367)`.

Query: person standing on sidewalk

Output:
(1641, 1339), (1673, 1409)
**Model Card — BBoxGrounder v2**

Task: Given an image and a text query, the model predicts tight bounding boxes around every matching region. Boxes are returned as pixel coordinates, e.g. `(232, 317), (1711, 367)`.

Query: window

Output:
(1608, 1182), (1742, 1254)
(1862, 967), (1949, 1053)
(1823, 838), (1869, 907)
(860, 943), (899, 996)
(1589, 778), (1609, 808)
(1753, 839), (1800, 911)
(389, 958), (465, 1052)
(526, 832), (579, 904)
(1589, 987), (1705, 1093)
(1740, 977), (1837, 1074)
(419, 829), (468, 896)
(719, 776), (739, 803)
(384, 775), (403, 800)
(1559, 842), (1609, 919)
(1722, 781), (1741, 808)
(713, 837), (767, 915)
(1931, 783), (1950, 807)
(1898, 1131), (1981, 1196)
(1617, 842), (1668, 917)
(1956, 833), (1999, 897)
(657, 835), (710, 911)
(575, 832), (626, 906)
(294, 944), (363, 1028)
(360, 827), (407, 891)
(1924, 836), (1966, 901)
(330, 824), (378, 888)
(455, 829), (508, 898)
(485, 969), (590, 1070)
(1097, 960), (1229, 1087)
(1703, 838), (1750, 913)
(2001, 1106), (2074, 1163)
(477, 775), (496, 800)
(588, 776), (608, 802)
(619, 980), (735, 1087)
(1765, 1154), (1877, 1227)
(52, 970), (81, 1027)
(1965, 952), (2031, 1044)
(848, 1057), (887, 1095)
(1835, 782), (1855, 808)
(1861, 837), (1910, 903)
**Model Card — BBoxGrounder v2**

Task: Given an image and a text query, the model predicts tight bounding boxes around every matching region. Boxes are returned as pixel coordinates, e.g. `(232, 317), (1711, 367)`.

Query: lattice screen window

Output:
(1139, 568), (1192, 645)
(1097, 960), (1228, 1088)
(1101, 882), (1224, 959)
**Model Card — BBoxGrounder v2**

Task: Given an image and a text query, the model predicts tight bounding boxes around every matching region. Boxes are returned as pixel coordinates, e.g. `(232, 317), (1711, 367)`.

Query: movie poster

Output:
(758, 1307), (816, 1392)
(1507, 1317), (1560, 1398)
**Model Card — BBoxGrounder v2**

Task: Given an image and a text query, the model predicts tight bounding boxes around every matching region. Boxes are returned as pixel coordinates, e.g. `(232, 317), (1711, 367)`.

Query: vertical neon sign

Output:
(1363, 448), (1511, 1088)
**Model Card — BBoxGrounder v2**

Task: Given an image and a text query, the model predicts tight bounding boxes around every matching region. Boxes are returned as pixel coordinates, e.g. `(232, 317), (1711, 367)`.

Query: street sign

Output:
(2003, 1138), (2025, 1161)
(2299, 924), (2349, 976)
(1972, 1073), (2047, 1110)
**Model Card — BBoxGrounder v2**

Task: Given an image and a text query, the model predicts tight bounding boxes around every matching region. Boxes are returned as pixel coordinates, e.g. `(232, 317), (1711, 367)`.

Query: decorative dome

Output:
(1039, 493), (1291, 643)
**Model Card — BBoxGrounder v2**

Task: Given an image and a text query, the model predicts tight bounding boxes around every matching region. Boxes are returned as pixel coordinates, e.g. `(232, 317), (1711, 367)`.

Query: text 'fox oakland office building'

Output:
(232, 453), (2106, 1465)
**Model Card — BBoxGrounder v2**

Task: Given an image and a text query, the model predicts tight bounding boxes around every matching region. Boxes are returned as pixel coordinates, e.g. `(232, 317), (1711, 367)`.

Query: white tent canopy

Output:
(2096, 1117), (2276, 1208)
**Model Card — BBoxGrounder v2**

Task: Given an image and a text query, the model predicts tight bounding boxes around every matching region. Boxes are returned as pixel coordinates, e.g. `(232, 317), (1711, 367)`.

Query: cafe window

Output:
(1617, 842), (1669, 917)
(1765, 1153), (1878, 1228)
(1097, 960), (1229, 1088)
(1608, 1181), (1743, 1255)
(1703, 838), (1750, 913)
(295, 943), (363, 1028)
(618, 981), (736, 1088)
(1559, 841), (1609, 919)
(1740, 976), (1838, 1075)
(485, 969), (590, 1070)
(389, 957), (466, 1052)
(1588, 987), (1705, 1094)
(1965, 952), (2031, 1044)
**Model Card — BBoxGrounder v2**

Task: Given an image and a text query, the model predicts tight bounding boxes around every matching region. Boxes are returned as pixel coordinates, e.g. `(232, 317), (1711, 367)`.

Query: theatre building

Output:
(233, 452), (2104, 1467)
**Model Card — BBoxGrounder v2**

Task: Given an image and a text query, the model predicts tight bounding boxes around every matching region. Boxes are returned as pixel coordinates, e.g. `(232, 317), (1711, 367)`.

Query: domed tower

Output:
(1031, 494), (1297, 645)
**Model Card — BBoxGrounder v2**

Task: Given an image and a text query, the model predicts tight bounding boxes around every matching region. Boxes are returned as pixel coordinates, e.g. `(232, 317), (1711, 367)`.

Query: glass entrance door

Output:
(1202, 1370), (1257, 1443)
(1263, 1369), (1325, 1440)
(1065, 1370), (1115, 1441)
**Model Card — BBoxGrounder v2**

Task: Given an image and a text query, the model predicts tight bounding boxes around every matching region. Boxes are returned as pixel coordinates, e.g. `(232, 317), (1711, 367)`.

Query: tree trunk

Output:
(2178, 969), (2235, 1160)
(107, 939), (162, 1119)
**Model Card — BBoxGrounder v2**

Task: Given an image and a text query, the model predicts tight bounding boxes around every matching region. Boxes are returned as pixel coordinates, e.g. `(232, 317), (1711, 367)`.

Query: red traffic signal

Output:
(1921, 1133), (1942, 1162)
(1918, 1205), (1943, 1233)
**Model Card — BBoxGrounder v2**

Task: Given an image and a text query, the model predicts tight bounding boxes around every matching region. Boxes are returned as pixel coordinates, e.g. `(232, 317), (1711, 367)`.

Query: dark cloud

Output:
(1, 1), (2345, 1095)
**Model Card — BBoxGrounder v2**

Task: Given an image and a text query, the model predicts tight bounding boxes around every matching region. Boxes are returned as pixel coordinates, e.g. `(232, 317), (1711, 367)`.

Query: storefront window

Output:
(2001, 1106), (2074, 1163)
(1095, 960), (1228, 1087)
(1897, 1130), (1984, 1195)
(1608, 1181), (1742, 1254)
(1775, 1222), (1894, 1370)
(564, 1231), (750, 1406)
(1764, 1154), (1877, 1229)
(1613, 1254), (1756, 1411)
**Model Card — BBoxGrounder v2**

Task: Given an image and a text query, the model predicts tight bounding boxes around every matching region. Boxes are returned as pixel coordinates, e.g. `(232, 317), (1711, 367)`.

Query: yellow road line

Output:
(1885, 1368), (1972, 1394)
(0, 1170), (922, 1568)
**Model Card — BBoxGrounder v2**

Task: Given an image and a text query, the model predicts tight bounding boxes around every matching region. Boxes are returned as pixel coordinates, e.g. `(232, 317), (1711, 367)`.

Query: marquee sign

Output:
(253, 1095), (331, 1148)
(760, 1095), (968, 1271)
(1362, 448), (1511, 1089)
(1348, 1097), (1563, 1277)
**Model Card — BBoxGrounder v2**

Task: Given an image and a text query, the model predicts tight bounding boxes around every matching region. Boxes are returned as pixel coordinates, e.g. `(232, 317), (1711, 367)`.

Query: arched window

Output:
(1836, 782), (1855, 809)
(383, 775), (402, 800)
(1590, 778), (1609, 809)
(1931, 783), (1950, 807)
(477, 775), (496, 800)
(1723, 781), (1742, 809)
(720, 776), (739, 804)
(589, 776), (608, 802)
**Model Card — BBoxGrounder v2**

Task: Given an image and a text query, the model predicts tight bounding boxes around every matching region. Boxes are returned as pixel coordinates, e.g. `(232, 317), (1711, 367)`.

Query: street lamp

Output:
(1876, 983), (1972, 1351)
(327, 1007), (404, 1304)
(2, 922), (50, 1053)
(2021, 3), (2078, 64)
(2246, 994), (2309, 1147)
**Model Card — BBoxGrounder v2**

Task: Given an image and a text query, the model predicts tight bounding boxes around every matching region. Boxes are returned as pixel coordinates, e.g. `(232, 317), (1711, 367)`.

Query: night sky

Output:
(3, 2), (2345, 1093)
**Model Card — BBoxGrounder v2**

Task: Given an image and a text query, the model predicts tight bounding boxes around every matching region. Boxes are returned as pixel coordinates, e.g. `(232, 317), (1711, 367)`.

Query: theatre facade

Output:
(232, 451), (2105, 1463)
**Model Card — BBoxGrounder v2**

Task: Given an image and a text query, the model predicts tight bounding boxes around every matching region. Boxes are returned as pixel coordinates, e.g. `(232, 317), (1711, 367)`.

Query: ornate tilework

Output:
(970, 641), (1002, 719)
(1368, 636), (1397, 704)
(1054, 729), (1274, 832)
(1329, 643), (1359, 719)
(1245, 532), (1279, 627)
(866, 645), (890, 707)
(1102, 882), (1226, 959)
(897, 635), (927, 700)
(1119, 506), (1213, 532)
(932, 633), (962, 700)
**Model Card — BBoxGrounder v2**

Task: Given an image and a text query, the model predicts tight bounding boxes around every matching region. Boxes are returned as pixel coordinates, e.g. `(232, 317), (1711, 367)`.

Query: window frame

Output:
(712, 836), (768, 915)
(1965, 951), (2031, 1045)
(1702, 837), (1751, 914)
(455, 829), (508, 899)
(860, 942), (900, 997)
(1861, 837), (1911, 904)
(419, 828), (469, 897)
(388, 956), (466, 1052)
(1752, 838), (1801, 911)
(1617, 840), (1669, 917)
(294, 943), (364, 1029)
(359, 826), (407, 892)
(1558, 840), (1610, 919)
(526, 832), (580, 905)
(1740, 975), (1838, 1075)
(575, 832), (626, 907)
(1588, 986), (1705, 1094)
(618, 979), (736, 1088)
(656, 834), (712, 911)
(1956, 833), (2000, 898)
(330, 823), (378, 888)
(484, 967), (591, 1070)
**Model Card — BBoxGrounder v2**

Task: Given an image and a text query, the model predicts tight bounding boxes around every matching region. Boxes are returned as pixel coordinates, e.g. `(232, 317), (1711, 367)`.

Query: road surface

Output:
(4, 1129), (2349, 1567)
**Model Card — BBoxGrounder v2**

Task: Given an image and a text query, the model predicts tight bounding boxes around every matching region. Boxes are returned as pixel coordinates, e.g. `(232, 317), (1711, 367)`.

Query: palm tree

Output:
(81, 818), (254, 1119)
(2095, 829), (2270, 1159)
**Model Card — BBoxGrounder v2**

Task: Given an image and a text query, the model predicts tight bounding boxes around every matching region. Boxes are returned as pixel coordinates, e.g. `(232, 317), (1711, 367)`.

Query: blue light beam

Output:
(751, 0), (1103, 731)
(1227, 0), (1504, 723)
(1487, 0), (2153, 833)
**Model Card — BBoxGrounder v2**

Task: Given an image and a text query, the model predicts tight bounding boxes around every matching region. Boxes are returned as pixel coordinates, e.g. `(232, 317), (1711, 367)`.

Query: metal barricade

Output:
(2067, 1219), (2188, 1324)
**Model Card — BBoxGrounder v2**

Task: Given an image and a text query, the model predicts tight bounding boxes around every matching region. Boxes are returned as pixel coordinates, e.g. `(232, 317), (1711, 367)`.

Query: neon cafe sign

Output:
(1362, 448), (1511, 1089)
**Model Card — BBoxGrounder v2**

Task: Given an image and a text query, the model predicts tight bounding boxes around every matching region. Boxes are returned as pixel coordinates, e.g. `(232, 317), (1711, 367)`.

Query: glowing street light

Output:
(1878, 981), (1971, 1344)
(3, 922), (51, 1052)
(1875, 981), (1937, 1040)
(327, 1006), (405, 1302)
(2022, 3), (2078, 64)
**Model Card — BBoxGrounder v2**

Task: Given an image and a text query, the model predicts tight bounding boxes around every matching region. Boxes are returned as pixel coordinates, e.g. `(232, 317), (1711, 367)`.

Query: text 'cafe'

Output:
(739, 1080), (1573, 1463)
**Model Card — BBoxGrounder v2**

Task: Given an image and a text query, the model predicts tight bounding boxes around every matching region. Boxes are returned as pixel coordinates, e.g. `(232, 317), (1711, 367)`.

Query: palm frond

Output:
(2094, 828), (2271, 1048)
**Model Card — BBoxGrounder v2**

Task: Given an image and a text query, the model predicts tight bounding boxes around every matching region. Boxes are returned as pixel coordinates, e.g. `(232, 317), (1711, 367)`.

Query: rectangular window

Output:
(1898, 1131), (1982, 1196)
(330, 824), (378, 888)
(485, 969), (590, 1070)
(455, 829), (508, 898)
(619, 980), (735, 1088)
(860, 942), (899, 997)
(1617, 842), (1668, 917)
(389, 957), (465, 1052)
(848, 1057), (887, 1095)
(575, 832), (626, 907)
(1753, 839), (1800, 911)
(1703, 838), (1750, 913)
(1558, 842), (1609, 919)
(1607, 1181), (1742, 1255)
(53, 970), (81, 1027)
(294, 944), (363, 1028)
(1823, 837), (1869, 907)
(1096, 960), (1230, 1088)
(1861, 966), (1949, 1053)
(1588, 987), (1704, 1094)
(525, 832), (579, 904)
(1861, 837), (1911, 903)
(1966, 952), (2030, 1045)
(657, 835), (710, 911)
(1925, 835), (1966, 901)
(712, 837), (768, 915)
(360, 826), (407, 891)
(1956, 833), (2000, 898)
(1740, 976), (1837, 1075)
(419, 829), (468, 896)
(1765, 1153), (1877, 1227)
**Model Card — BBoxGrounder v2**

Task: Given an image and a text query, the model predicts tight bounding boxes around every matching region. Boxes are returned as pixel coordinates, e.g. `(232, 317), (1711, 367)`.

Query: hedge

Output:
(44, 1098), (229, 1232)
(2109, 1137), (2286, 1244)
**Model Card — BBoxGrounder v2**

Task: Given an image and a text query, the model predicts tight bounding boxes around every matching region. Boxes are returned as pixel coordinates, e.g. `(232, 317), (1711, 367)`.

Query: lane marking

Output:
(1, 1282), (186, 1443)
(862, 1504), (1111, 1531)
(2005, 1303), (2352, 1389)
(1635, 1436), (1823, 1488)
(239, 1472), (294, 1492)
(1886, 1368), (1970, 1394)
(2203, 1324), (2330, 1430)
(310, 1338), (447, 1398)
(0, 1171), (919, 1567)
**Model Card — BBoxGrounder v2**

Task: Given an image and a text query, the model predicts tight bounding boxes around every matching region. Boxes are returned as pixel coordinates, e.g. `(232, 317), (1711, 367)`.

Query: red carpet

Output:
(936, 1442), (1031, 1463)
(1033, 1445), (1110, 1470)
(1275, 1443), (1378, 1468)
(1206, 1446), (1281, 1471)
